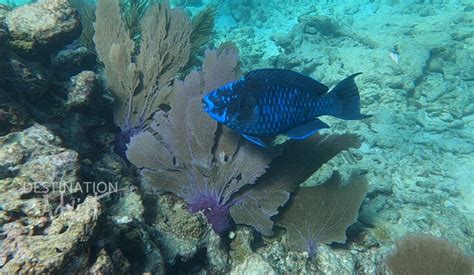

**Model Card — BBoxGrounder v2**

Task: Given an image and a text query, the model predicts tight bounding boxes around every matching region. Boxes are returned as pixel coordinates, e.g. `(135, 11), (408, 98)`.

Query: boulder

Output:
(6, 0), (81, 59)
(52, 46), (96, 76)
(66, 70), (99, 108)
(3, 52), (53, 98)
(0, 124), (105, 273)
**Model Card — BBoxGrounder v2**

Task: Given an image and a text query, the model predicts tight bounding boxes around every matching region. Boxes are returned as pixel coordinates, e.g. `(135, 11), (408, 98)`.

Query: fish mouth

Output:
(202, 97), (214, 113)
(202, 98), (209, 112)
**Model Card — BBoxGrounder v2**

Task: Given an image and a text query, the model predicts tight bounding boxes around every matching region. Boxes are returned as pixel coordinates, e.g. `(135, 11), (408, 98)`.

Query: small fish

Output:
(389, 45), (400, 64)
(202, 69), (371, 147)
(389, 51), (400, 64)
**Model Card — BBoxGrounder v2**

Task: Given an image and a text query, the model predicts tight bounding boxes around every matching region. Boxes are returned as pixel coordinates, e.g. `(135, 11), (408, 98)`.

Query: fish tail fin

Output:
(327, 73), (372, 120)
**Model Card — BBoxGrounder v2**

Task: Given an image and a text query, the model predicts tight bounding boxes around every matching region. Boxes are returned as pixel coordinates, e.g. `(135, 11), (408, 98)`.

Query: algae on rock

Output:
(5, 0), (81, 59)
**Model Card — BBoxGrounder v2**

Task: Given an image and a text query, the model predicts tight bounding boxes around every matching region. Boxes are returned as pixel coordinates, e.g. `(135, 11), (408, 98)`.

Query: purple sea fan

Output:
(126, 45), (292, 235)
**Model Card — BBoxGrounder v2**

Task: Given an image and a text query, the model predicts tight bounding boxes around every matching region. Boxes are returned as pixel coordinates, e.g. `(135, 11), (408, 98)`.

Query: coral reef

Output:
(207, 0), (474, 273)
(1, 0), (473, 273)
(0, 125), (101, 272)
(1, 196), (102, 273)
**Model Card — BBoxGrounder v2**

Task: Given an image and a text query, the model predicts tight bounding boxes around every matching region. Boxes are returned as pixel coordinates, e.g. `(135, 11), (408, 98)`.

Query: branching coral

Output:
(94, 0), (192, 158)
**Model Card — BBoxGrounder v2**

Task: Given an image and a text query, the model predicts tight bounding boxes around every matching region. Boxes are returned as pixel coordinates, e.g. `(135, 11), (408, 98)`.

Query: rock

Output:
(1, 196), (102, 273)
(66, 71), (99, 108)
(271, 32), (292, 51)
(0, 4), (10, 22)
(3, 52), (53, 99)
(104, 188), (164, 274)
(0, 124), (80, 215)
(149, 194), (229, 273)
(116, 220), (165, 274)
(0, 101), (31, 136)
(51, 46), (96, 76)
(89, 249), (115, 274)
(0, 22), (7, 48)
(207, 230), (230, 273)
(298, 14), (344, 37)
(5, 0), (81, 59)
(230, 227), (254, 267)
(415, 110), (449, 132)
(110, 191), (144, 223)
(0, 19), (9, 84)
(230, 253), (276, 275)
(151, 194), (208, 263)
(257, 236), (316, 274)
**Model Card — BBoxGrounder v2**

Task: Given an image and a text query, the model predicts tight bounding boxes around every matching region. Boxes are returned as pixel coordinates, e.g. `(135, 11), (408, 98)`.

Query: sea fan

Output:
(277, 171), (368, 257)
(126, 45), (291, 234)
(94, 0), (192, 159)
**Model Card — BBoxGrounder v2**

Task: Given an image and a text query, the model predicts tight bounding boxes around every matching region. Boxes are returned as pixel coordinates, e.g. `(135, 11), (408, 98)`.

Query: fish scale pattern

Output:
(203, 69), (370, 147)
(245, 84), (322, 136)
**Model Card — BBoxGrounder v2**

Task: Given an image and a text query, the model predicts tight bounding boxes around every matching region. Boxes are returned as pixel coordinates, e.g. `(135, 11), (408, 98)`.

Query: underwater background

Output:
(0, 0), (473, 274)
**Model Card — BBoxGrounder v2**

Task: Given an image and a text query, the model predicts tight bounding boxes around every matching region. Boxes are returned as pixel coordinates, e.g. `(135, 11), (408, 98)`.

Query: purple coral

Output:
(187, 190), (233, 234)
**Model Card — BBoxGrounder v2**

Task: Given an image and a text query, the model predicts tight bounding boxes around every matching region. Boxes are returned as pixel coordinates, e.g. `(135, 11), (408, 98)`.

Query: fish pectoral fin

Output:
(286, 119), (330, 140)
(241, 133), (269, 148)
(234, 105), (259, 127)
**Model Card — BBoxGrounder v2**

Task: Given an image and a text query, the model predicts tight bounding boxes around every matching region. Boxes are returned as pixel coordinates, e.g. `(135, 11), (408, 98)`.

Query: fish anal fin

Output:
(286, 119), (329, 140)
(241, 133), (269, 148)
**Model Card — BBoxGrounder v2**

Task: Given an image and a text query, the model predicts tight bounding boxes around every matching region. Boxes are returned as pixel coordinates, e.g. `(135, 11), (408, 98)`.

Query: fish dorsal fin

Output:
(244, 69), (329, 96)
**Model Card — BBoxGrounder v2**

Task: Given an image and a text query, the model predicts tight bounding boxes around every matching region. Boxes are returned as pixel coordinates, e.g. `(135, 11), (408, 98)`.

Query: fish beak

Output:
(202, 96), (215, 113)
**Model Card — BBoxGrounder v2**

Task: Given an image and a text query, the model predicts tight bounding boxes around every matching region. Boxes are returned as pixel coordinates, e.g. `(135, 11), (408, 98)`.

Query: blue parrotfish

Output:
(202, 69), (371, 147)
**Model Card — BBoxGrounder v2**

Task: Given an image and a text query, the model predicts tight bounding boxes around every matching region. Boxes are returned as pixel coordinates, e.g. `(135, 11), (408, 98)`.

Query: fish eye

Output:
(212, 96), (222, 104)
